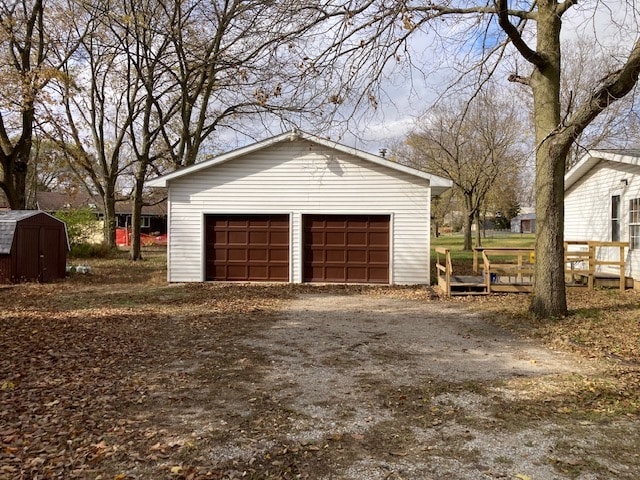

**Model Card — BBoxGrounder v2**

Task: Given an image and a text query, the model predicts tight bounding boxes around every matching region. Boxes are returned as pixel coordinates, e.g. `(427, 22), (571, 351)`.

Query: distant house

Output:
(0, 211), (69, 283)
(147, 131), (452, 284)
(511, 213), (536, 234)
(564, 149), (640, 280)
(35, 191), (167, 242)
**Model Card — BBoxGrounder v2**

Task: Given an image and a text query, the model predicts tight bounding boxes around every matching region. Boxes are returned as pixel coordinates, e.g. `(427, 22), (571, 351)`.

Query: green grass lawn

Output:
(430, 233), (536, 278)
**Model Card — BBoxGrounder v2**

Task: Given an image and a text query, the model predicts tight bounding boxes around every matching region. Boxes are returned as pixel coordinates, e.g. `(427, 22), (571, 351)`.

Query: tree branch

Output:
(508, 74), (531, 86)
(412, 4), (536, 20)
(495, 0), (545, 67)
(562, 39), (640, 142)
(555, 0), (579, 17)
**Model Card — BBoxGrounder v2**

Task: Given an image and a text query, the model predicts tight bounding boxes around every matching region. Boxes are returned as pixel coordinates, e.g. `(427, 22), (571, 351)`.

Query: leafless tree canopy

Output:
(402, 90), (526, 250)
(560, 38), (640, 168)
(0, 0), (90, 209)
(21, 0), (342, 249)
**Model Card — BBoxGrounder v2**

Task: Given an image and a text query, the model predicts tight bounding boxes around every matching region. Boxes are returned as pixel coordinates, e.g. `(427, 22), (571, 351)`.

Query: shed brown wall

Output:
(1, 213), (68, 283)
(0, 255), (12, 283)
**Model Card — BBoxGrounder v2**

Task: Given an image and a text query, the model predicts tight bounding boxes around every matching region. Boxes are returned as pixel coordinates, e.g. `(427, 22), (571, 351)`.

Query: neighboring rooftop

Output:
(35, 191), (167, 216)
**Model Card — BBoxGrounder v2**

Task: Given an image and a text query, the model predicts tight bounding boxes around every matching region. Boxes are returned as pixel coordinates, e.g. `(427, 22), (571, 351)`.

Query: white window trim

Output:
(629, 198), (640, 250)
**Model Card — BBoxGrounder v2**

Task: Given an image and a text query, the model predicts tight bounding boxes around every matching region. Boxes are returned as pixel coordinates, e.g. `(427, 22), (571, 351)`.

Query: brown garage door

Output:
(303, 214), (389, 283)
(205, 215), (289, 281)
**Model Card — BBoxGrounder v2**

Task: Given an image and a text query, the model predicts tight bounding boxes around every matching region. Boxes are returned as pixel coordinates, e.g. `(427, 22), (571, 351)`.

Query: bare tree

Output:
(111, 0), (333, 259)
(0, 0), (87, 209)
(46, 7), (136, 249)
(561, 38), (640, 169)
(403, 91), (524, 251)
(307, 0), (640, 317)
(154, 0), (334, 169)
(46, 0), (176, 253)
(114, 0), (176, 261)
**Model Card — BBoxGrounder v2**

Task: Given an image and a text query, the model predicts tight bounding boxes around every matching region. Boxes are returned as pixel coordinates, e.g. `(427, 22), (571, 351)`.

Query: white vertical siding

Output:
(291, 212), (301, 283)
(565, 161), (640, 279)
(167, 140), (431, 284)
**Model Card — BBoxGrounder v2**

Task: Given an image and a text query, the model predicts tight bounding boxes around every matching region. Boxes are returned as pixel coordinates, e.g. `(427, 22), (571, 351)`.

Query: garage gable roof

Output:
(565, 149), (640, 191)
(147, 131), (453, 195)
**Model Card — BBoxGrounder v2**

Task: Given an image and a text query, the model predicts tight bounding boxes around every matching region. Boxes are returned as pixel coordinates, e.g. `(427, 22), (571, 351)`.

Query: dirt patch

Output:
(1, 279), (638, 479)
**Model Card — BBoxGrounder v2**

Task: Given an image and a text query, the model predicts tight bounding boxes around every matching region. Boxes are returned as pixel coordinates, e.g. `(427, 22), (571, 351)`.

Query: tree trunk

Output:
(530, 1), (567, 317)
(103, 187), (117, 249)
(130, 177), (145, 261)
(130, 153), (152, 261)
(1, 150), (30, 210)
(463, 193), (473, 251)
(474, 210), (482, 247)
(431, 197), (440, 237)
(531, 142), (568, 317)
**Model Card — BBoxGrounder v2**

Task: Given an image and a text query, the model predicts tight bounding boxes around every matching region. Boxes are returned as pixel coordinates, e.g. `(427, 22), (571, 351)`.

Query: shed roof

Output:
(147, 131), (453, 196)
(565, 149), (640, 191)
(0, 211), (50, 254)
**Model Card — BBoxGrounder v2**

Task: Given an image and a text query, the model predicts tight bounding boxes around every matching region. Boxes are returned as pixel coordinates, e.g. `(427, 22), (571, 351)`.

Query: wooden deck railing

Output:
(435, 247), (452, 296)
(472, 247), (535, 275)
(436, 241), (630, 296)
(564, 241), (628, 291)
(481, 248), (535, 293)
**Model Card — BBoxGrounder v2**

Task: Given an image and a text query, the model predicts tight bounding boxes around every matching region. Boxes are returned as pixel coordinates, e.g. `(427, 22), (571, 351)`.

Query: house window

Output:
(612, 195), (621, 242)
(117, 215), (129, 228)
(116, 215), (150, 228)
(630, 198), (640, 249)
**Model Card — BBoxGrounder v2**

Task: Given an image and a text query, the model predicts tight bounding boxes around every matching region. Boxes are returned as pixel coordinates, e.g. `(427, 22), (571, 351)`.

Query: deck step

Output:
(450, 291), (488, 296)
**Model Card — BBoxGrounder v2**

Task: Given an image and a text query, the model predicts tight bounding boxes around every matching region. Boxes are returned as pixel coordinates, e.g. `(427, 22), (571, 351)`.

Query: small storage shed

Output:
(147, 131), (452, 284)
(565, 149), (640, 280)
(0, 211), (69, 283)
(510, 213), (536, 234)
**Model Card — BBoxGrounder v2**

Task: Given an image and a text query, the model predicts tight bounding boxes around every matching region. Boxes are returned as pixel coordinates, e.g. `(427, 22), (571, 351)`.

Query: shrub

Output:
(70, 242), (114, 259)
(54, 207), (100, 246)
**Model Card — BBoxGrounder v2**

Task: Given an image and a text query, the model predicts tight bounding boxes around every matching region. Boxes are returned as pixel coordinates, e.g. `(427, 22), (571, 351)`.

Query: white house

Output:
(564, 149), (640, 280)
(147, 131), (452, 284)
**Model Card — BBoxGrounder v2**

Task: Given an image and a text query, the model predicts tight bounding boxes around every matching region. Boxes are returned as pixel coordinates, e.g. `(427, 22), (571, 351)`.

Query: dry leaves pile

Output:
(0, 253), (295, 479)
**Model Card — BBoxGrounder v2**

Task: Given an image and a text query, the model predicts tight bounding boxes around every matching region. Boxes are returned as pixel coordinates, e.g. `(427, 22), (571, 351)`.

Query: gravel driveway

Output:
(230, 292), (634, 479)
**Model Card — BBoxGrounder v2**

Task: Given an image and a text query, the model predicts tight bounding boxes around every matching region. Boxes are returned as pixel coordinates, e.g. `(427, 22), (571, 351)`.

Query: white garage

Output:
(147, 131), (451, 284)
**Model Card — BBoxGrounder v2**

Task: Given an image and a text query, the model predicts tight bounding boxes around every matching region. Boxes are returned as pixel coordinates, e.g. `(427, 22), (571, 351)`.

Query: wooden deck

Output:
(436, 241), (632, 296)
